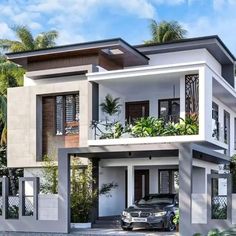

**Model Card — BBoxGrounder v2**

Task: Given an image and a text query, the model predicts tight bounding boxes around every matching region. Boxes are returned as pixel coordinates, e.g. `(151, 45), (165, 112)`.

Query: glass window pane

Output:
(159, 101), (169, 122)
(212, 102), (219, 140)
(56, 96), (63, 135)
(65, 94), (79, 135)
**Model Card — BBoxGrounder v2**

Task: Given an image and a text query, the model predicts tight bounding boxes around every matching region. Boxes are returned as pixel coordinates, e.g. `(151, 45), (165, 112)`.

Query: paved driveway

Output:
(0, 229), (179, 236)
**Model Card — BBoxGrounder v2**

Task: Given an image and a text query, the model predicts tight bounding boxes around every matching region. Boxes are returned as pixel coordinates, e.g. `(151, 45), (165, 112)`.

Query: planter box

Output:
(71, 223), (92, 229)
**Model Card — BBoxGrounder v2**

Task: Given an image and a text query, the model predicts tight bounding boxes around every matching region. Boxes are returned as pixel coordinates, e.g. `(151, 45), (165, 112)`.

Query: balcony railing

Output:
(90, 115), (199, 140)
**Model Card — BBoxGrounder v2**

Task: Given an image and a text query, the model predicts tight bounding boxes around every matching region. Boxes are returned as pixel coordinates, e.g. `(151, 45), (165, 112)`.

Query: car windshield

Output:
(138, 195), (174, 205)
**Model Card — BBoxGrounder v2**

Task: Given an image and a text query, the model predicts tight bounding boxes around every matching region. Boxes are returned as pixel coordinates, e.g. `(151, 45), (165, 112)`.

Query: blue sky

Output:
(0, 0), (236, 54)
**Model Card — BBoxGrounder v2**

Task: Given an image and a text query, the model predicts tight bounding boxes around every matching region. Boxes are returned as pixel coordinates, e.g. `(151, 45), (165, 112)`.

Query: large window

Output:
(158, 98), (180, 123)
(56, 94), (79, 135)
(212, 102), (219, 140)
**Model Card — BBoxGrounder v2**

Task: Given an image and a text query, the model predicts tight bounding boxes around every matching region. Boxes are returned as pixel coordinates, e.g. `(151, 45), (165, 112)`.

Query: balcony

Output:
(87, 64), (203, 146)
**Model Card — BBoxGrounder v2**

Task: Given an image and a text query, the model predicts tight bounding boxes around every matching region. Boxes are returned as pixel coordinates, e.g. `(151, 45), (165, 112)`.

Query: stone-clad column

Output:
(2, 176), (9, 219)
(179, 144), (192, 235)
(58, 149), (70, 233)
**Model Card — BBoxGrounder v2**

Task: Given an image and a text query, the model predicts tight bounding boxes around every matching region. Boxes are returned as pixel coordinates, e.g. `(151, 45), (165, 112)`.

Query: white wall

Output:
(192, 167), (205, 194)
(98, 81), (180, 124)
(24, 74), (86, 86)
(99, 167), (126, 217)
(212, 96), (236, 156)
(148, 49), (222, 75)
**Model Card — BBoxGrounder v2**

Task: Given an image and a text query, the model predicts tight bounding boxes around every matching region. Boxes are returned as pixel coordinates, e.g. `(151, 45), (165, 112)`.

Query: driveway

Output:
(0, 229), (179, 236)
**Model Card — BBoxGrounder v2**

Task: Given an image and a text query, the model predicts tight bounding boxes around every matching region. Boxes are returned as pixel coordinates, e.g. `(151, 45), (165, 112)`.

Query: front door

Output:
(125, 101), (149, 123)
(134, 170), (149, 201)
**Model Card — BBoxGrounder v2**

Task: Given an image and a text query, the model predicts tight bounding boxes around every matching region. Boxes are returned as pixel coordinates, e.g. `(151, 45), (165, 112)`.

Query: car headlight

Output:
(153, 211), (167, 217)
(122, 211), (130, 217)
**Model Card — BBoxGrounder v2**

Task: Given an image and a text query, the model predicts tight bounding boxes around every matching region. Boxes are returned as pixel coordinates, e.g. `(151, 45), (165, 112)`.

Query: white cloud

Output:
(213, 0), (225, 10)
(152, 0), (185, 5)
(0, 22), (14, 39)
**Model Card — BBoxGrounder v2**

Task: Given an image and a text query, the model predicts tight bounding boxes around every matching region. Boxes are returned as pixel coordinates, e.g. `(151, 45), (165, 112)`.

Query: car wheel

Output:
(166, 213), (176, 232)
(122, 226), (133, 231)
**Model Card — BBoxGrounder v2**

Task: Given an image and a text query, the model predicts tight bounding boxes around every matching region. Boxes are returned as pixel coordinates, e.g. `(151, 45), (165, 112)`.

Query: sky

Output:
(0, 0), (236, 54)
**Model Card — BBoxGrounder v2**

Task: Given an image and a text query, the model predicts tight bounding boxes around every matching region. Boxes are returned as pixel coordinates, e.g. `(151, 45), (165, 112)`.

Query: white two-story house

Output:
(3, 35), (236, 235)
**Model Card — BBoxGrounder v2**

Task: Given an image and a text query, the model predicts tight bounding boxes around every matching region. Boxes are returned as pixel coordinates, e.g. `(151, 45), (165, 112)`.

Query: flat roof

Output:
(135, 35), (235, 64)
(6, 38), (149, 68)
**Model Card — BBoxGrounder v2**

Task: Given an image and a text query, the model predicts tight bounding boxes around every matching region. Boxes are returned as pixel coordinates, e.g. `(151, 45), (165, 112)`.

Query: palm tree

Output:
(145, 20), (187, 44)
(0, 25), (58, 52)
(100, 94), (122, 117)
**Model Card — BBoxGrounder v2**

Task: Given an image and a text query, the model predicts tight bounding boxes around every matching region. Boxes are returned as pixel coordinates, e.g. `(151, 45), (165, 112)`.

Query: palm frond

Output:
(11, 25), (35, 51)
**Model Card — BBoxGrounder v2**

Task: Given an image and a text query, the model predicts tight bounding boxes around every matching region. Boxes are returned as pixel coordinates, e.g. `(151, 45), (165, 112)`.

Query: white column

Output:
(127, 164), (134, 206)
(179, 76), (185, 120)
(199, 66), (212, 140)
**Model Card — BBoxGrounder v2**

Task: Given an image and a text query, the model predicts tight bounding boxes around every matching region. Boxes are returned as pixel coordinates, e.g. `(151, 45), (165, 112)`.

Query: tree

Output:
(0, 25), (58, 52)
(230, 155), (236, 193)
(145, 20), (187, 44)
(100, 94), (121, 117)
(0, 25), (59, 194)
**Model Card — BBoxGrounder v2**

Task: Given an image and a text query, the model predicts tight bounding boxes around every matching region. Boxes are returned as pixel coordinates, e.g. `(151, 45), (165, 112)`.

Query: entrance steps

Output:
(92, 215), (121, 229)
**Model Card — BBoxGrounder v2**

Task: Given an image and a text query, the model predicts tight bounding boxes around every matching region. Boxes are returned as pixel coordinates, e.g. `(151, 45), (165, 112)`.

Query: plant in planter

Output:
(100, 94), (122, 119)
(173, 210), (179, 231)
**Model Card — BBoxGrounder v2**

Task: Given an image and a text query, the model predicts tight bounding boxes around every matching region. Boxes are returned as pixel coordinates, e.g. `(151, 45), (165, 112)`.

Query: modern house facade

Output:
(2, 35), (236, 235)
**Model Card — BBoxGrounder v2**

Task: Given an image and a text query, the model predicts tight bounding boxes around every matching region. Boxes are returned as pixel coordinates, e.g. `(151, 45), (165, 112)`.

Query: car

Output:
(121, 193), (178, 231)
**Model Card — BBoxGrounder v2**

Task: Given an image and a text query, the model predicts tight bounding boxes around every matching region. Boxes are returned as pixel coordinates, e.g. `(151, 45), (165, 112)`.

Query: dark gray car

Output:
(121, 193), (178, 231)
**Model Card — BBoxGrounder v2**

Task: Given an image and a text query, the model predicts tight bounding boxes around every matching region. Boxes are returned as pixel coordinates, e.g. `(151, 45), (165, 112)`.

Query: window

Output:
(224, 110), (230, 144)
(56, 94), (79, 135)
(158, 169), (179, 194)
(158, 98), (180, 123)
(212, 102), (219, 140)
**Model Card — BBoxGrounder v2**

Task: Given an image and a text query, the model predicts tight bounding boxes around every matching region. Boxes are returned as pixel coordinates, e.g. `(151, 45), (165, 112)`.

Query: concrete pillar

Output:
(179, 76), (185, 120)
(127, 165), (134, 206)
(91, 158), (99, 222)
(179, 144), (192, 235)
(58, 149), (70, 233)
(2, 177), (8, 219)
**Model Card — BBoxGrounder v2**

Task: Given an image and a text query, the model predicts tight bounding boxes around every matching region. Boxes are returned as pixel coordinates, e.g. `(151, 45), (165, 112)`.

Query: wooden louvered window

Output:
(56, 94), (79, 135)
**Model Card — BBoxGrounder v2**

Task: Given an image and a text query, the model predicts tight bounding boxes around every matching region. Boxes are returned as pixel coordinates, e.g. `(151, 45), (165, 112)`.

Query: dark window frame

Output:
(55, 93), (79, 136)
(158, 98), (180, 123)
(158, 169), (179, 194)
(212, 102), (219, 140)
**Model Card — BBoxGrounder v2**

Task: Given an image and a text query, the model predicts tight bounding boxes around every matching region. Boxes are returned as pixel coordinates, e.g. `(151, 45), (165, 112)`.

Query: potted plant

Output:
(100, 94), (121, 122)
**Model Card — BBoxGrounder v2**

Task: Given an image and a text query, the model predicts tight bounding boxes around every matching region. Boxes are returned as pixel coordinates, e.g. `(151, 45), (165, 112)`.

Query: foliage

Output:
(7, 205), (19, 219)
(0, 25), (58, 52)
(93, 115), (199, 140)
(41, 155), (58, 194)
(131, 115), (198, 138)
(173, 210), (179, 225)
(230, 155), (236, 193)
(130, 117), (165, 137)
(100, 94), (121, 117)
(92, 120), (124, 139)
(42, 156), (118, 223)
(0, 147), (23, 195)
(194, 228), (236, 236)
(145, 20), (187, 44)
(212, 202), (227, 220)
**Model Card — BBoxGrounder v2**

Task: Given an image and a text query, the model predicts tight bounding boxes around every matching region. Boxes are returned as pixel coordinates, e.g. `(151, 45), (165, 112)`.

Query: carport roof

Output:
(58, 143), (229, 164)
